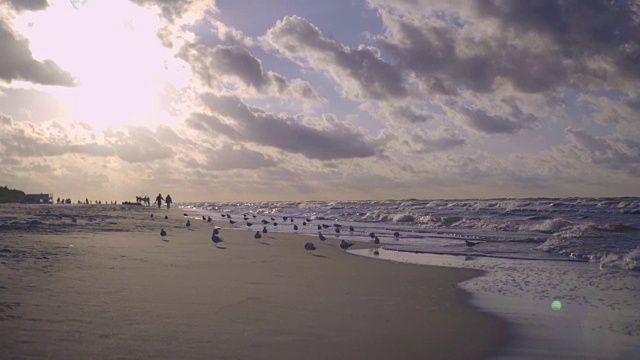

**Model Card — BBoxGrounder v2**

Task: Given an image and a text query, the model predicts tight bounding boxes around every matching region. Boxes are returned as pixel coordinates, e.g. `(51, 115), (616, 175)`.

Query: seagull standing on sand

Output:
(304, 242), (316, 253)
(262, 226), (268, 233)
(211, 234), (223, 247)
(254, 231), (262, 240)
(186, 220), (191, 229)
(318, 232), (326, 242)
(164, 215), (168, 220)
(160, 228), (167, 240)
(207, 216), (212, 222)
(465, 240), (480, 247)
(340, 240), (355, 251)
(293, 224), (298, 231)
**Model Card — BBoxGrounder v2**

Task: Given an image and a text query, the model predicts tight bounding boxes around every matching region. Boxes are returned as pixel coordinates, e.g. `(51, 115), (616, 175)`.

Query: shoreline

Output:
(1, 204), (509, 359)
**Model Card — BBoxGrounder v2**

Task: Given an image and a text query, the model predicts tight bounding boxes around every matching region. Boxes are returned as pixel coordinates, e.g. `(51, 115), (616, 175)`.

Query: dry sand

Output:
(0, 205), (508, 359)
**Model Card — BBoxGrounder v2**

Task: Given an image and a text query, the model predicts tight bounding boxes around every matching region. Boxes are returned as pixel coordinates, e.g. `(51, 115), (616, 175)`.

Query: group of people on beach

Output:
(155, 193), (172, 209)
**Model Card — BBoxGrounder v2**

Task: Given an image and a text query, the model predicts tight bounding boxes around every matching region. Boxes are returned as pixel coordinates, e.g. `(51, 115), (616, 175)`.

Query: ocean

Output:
(181, 197), (640, 359)
(180, 197), (640, 271)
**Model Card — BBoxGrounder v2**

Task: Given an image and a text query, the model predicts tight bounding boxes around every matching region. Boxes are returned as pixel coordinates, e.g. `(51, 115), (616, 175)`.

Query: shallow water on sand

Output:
(350, 248), (640, 360)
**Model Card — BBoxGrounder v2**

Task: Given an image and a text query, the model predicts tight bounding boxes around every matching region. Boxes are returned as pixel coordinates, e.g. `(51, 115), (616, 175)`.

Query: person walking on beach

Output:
(166, 194), (172, 209)
(155, 193), (164, 209)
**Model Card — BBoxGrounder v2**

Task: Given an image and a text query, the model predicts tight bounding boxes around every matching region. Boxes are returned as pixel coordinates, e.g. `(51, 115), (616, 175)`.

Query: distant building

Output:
(20, 193), (53, 204)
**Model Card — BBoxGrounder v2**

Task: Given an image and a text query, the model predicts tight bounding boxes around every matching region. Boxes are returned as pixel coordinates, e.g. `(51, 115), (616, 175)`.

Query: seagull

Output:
(211, 234), (223, 247)
(254, 231), (262, 240)
(349, 226), (354, 232)
(335, 227), (341, 234)
(317, 224), (322, 230)
(229, 219), (236, 224)
(304, 242), (316, 253)
(160, 228), (167, 240)
(322, 224), (330, 229)
(220, 214), (225, 218)
(262, 226), (268, 234)
(261, 219), (270, 224)
(271, 217), (275, 221)
(293, 224), (299, 231)
(318, 232), (326, 241)
(213, 228), (219, 235)
(246, 222), (253, 227)
(303, 221), (307, 226)
(202, 215), (206, 221)
(465, 240), (480, 247)
(283, 216), (288, 221)
(393, 232), (400, 239)
(164, 215), (168, 220)
(306, 218), (312, 222)
(186, 220), (191, 228)
(273, 222), (278, 226)
(185, 213), (189, 217)
(290, 218), (294, 223)
(369, 232), (376, 239)
(207, 216), (212, 223)
(340, 240), (355, 251)
(373, 236), (380, 244)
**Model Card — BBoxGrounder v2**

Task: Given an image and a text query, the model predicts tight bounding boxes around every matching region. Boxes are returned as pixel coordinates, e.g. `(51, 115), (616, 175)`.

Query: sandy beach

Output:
(0, 204), (507, 359)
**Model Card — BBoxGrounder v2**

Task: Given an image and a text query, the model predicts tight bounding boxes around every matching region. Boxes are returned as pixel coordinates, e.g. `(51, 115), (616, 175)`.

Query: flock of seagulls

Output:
(156, 211), (483, 255)
(154, 211), (408, 255)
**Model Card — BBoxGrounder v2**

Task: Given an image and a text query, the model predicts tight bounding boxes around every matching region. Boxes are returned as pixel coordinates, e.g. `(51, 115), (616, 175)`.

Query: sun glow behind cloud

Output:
(13, 0), (191, 129)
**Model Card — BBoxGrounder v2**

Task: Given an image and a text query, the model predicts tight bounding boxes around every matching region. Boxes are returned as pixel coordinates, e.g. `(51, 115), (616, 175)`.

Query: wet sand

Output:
(0, 204), (508, 359)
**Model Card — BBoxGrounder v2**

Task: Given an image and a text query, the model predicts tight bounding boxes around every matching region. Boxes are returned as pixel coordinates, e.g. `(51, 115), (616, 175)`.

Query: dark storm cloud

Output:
(179, 43), (318, 100)
(199, 143), (277, 171)
(0, 20), (76, 86)
(186, 94), (377, 160)
(457, 106), (528, 134)
(477, 0), (640, 79)
(264, 15), (406, 100)
(7, 0), (49, 12)
(374, 0), (640, 96)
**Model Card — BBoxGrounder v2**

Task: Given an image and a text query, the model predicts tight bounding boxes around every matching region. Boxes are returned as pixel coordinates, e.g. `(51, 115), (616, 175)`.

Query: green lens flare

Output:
(551, 300), (562, 311)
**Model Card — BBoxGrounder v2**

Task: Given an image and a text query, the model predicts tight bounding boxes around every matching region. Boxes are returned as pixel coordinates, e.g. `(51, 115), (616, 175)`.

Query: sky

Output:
(0, 0), (639, 202)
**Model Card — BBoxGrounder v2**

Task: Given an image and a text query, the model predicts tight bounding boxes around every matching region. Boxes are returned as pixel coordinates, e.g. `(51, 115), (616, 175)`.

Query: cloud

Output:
(0, 19), (76, 86)
(456, 105), (532, 134)
(128, 0), (214, 24)
(197, 143), (277, 171)
(263, 15), (406, 100)
(104, 127), (175, 163)
(371, 0), (640, 95)
(0, 121), (114, 158)
(562, 127), (640, 175)
(0, 112), (12, 126)
(408, 127), (467, 153)
(6, 0), (49, 12)
(179, 43), (319, 100)
(186, 94), (377, 160)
